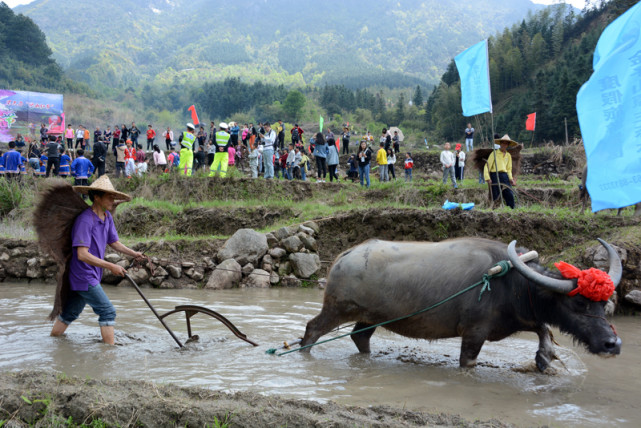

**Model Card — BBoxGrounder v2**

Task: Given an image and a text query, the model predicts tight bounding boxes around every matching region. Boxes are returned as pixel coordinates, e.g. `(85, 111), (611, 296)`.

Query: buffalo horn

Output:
(596, 238), (622, 288)
(507, 241), (576, 294)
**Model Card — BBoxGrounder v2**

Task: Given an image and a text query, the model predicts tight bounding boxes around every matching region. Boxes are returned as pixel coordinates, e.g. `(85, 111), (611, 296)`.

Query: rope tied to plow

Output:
(266, 258), (520, 356)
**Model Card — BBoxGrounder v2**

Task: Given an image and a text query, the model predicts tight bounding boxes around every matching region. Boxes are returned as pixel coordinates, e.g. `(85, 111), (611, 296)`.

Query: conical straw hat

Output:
(494, 134), (519, 147)
(72, 175), (131, 202)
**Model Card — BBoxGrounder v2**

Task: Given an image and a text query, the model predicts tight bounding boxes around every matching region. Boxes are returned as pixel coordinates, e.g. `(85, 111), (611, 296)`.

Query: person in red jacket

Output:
(404, 152), (414, 182)
(146, 125), (156, 152)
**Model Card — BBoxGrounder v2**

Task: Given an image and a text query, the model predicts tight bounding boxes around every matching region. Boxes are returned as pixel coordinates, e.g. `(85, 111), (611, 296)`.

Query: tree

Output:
(396, 93), (406, 125)
(412, 85), (424, 107)
(283, 90), (306, 120)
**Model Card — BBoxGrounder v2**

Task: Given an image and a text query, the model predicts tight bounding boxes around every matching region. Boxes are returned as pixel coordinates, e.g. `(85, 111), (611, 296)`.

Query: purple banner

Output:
(0, 89), (64, 143)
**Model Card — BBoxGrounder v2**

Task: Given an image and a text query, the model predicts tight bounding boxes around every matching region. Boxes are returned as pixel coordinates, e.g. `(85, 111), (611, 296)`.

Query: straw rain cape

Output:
(33, 180), (89, 321)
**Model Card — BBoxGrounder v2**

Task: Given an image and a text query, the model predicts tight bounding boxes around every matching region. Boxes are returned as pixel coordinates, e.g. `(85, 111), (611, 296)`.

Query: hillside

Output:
(16, 0), (545, 91)
(424, 0), (638, 145)
(0, 2), (81, 93)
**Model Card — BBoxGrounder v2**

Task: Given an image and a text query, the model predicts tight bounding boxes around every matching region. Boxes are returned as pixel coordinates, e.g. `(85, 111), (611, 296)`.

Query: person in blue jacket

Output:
(313, 132), (328, 182)
(1, 141), (24, 180)
(70, 149), (95, 192)
(59, 148), (72, 177)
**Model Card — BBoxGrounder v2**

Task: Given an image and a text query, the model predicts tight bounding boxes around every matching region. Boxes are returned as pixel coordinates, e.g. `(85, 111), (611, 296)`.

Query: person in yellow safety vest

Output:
(178, 123), (196, 176)
(209, 122), (232, 177)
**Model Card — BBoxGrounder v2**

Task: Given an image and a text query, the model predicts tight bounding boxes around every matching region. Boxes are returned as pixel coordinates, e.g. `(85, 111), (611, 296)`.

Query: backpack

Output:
(292, 128), (299, 140)
(173, 154), (180, 166)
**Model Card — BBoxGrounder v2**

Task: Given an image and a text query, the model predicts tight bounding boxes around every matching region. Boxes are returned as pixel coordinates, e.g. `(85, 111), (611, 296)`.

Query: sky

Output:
(3, 0), (590, 8)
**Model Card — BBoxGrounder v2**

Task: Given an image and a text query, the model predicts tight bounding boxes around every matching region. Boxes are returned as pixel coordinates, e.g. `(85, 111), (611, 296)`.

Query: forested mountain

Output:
(0, 3), (80, 92)
(424, 0), (638, 145)
(15, 0), (546, 91)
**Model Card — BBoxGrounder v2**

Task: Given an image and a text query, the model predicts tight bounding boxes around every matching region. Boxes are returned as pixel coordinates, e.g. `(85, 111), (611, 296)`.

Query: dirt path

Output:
(0, 370), (513, 427)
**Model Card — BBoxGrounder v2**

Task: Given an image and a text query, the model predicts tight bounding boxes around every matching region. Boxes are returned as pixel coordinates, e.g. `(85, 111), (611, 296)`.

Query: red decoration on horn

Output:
(554, 261), (615, 301)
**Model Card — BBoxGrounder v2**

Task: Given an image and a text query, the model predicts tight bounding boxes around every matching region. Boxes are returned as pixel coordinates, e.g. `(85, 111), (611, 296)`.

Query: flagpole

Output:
(484, 39), (504, 208)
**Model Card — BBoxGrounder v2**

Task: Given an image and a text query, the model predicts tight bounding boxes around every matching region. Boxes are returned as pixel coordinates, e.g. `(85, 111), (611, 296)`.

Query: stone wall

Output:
(0, 222), (324, 290)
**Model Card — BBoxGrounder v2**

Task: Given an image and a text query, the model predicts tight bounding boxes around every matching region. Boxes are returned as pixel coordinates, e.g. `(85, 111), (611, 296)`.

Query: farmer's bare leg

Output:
(50, 319), (69, 337)
(100, 326), (115, 345)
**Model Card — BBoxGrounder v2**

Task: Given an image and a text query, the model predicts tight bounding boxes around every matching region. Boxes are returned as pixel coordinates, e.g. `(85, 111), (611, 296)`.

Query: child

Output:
(404, 152), (414, 182)
(299, 150), (309, 181)
(38, 153), (48, 177)
(327, 138), (339, 182)
(376, 142), (388, 182)
(347, 154), (358, 182)
(152, 144), (167, 173)
(124, 140), (136, 178)
(387, 148), (396, 180)
(166, 147), (180, 172)
(440, 142), (457, 189)
(59, 148), (72, 177)
(248, 145), (259, 178)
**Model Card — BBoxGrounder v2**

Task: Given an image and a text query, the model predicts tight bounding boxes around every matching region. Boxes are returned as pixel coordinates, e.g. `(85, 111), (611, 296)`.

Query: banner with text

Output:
(0, 90), (64, 143)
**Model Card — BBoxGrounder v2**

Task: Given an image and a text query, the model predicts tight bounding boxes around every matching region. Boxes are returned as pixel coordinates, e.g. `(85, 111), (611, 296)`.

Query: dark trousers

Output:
(490, 172), (515, 209)
(315, 156), (327, 179)
(75, 138), (83, 149)
(93, 158), (105, 177)
(207, 153), (215, 168)
(388, 163), (396, 179)
(115, 162), (125, 178)
(328, 164), (338, 182)
(278, 132), (285, 150)
(74, 178), (89, 199)
(147, 138), (155, 151)
(342, 140), (349, 154)
(46, 157), (60, 177)
(165, 139), (172, 151)
(230, 134), (239, 148)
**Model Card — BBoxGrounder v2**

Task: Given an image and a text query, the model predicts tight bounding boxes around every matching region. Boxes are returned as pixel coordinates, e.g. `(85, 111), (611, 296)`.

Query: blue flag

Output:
(455, 40), (492, 116)
(576, 2), (641, 212)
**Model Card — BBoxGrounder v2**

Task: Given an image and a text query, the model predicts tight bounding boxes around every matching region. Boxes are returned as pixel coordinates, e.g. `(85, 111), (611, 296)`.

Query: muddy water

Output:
(1, 284), (640, 427)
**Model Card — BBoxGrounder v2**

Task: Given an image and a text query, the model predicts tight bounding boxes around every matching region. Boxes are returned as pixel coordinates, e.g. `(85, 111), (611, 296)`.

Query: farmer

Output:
(50, 175), (142, 345)
(484, 134), (517, 209)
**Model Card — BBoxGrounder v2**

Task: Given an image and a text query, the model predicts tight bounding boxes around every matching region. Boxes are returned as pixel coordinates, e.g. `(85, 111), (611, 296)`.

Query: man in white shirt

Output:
(465, 123), (474, 152)
(440, 142), (457, 189)
(261, 122), (276, 179)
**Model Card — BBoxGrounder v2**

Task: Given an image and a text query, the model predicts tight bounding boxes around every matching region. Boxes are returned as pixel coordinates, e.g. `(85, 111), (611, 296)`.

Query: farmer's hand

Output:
(511, 178), (516, 186)
(109, 263), (127, 277)
(132, 251), (144, 260)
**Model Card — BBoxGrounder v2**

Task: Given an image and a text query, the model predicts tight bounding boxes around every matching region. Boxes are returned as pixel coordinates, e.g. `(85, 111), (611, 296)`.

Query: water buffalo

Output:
(301, 238), (622, 371)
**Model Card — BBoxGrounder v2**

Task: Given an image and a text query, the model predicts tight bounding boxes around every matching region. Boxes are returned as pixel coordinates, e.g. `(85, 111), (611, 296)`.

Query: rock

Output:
(298, 225), (315, 236)
(274, 227), (291, 240)
(281, 236), (303, 253)
(159, 258), (169, 267)
(270, 271), (280, 285)
(182, 261), (196, 268)
(265, 233), (279, 248)
(149, 276), (163, 286)
(269, 247), (287, 259)
(152, 266), (168, 278)
(242, 269), (271, 288)
(303, 221), (319, 234)
(10, 248), (23, 257)
(589, 244), (627, 270)
(26, 258), (41, 279)
(242, 263), (255, 276)
(116, 260), (129, 268)
(203, 257), (216, 270)
(217, 229), (269, 266)
(205, 259), (242, 290)
(191, 269), (204, 281)
(185, 267), (195, 278)
(624, 290), (641, 306)
(278, 261), (292, 276)
(299, 235), (318, 252)
(127, 267), (150, 284)
(317, 277), (327, 289)
(0, 252), (9, 261)
(281, 274), (301, 287)
(105, 253), (121, 263)
(289, 253), (321, 279)
(167, 265), (182, 279)
(159, 281), (175, 289)
(263, 263), (272, 273)
(263, 254), (273, 266)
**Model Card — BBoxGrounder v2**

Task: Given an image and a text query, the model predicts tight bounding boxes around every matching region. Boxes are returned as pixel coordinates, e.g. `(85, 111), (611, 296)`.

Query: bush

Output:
(0, 179), (24, 216)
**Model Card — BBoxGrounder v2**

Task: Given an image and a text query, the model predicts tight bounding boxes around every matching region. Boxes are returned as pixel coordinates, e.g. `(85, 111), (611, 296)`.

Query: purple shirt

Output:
(69, 208), (119, 291)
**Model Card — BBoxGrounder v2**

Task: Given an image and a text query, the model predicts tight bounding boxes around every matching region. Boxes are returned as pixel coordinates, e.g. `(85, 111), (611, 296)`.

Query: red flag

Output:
(525, 112), (536, 131)
(187, 105), (200, 125)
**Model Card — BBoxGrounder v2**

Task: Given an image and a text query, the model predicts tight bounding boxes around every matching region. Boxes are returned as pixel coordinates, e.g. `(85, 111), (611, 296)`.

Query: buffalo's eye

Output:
(573, 298), (589, 312)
